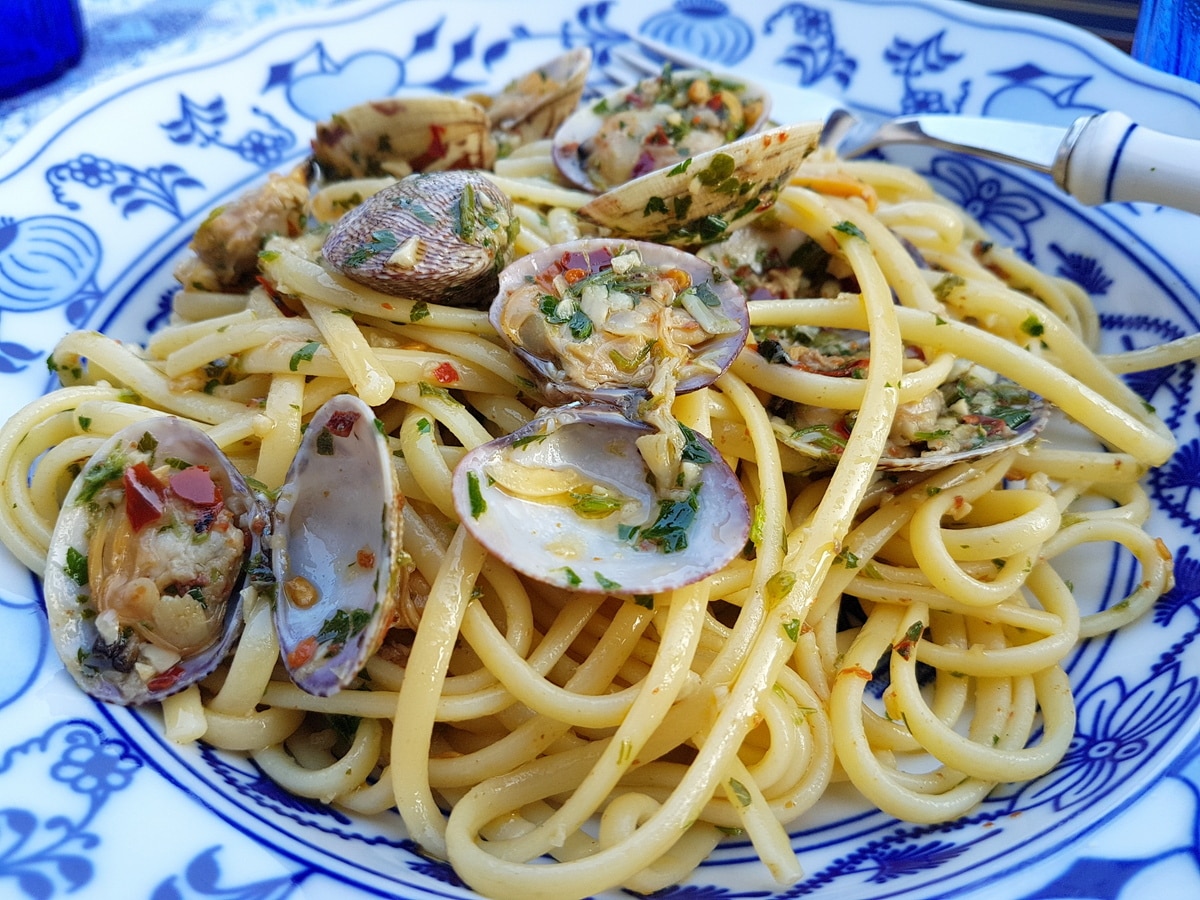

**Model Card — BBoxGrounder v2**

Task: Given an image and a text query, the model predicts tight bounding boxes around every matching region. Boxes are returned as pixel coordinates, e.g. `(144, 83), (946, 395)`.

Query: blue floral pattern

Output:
(765, 3), (857, 88)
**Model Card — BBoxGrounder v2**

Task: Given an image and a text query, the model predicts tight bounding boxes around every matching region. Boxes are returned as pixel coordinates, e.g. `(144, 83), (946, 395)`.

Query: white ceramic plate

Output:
(4, 0), (1200, 897)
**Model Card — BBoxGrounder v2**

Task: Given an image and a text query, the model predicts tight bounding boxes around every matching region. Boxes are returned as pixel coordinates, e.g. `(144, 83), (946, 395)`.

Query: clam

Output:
(749, 329), (1050, 470)
(451, 404), (750, 594)
(552, 66), (771, 193)
(322, 170), (518, 306)
(44, 418), (269, 705)
(576, 122), (823, 246)
(312, 96), (496, 181)
(271, 394), (407, 696)
(472, 47), (593, 157)
(490, 238), (749, 410)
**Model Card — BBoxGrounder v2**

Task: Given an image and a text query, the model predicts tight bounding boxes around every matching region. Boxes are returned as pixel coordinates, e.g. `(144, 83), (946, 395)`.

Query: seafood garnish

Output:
(44, 418), (269, 705)
(752, 326), (1050, 468)
(553, 66), (769, 193)
(577, 122), (822, 246)
(322, 170), (518, 307)
(491, 237), (748, 409)
(271, 395), (408, 697)
(451, 405), (749, 595)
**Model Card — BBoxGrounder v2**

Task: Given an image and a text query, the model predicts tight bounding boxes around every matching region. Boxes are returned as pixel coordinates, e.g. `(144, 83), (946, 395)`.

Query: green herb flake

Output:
(77, 416), (92, 432)
(343, 230), (400, 267)
(668, 158), (692, 176)
(418, 381), (453, 402)
(561, 566), (582, 588)
(570, 491), (623, 518)
(749, 502), (766, 548)
(765, 570), (796, 607)
(289, 341), (321, 371)
(727, 777), (752, 808)
(678, 422), (713, 464)
(933, 274), (965, 302)
(638, 486), (700, 553)
(594, 571), (621, 591)
(77, 451), (127, 503)
(696, 153), (736, 187)
(832, 220), (867, 241)
(633, 594), (654, 609)
(644, 195), (669, 216)
(410, 301), (430, 322)
(416, 418), (432, 435)
(782, 617), (802, 642)
(464, 470), (488, 518)
(1021, 315), (1045, 337)
(317, 607), (374, 645)
(65, 546), (88, 586)
(315, 427), (335, 456)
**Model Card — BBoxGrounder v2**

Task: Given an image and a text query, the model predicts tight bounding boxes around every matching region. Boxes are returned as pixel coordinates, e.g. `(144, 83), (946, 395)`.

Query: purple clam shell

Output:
(490, 237), (749, 408)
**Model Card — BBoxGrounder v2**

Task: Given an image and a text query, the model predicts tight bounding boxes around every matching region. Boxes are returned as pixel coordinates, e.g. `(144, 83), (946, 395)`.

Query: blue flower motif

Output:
(765, 3), (857, 88)
(1005, 664), (1197, 812)
(925, 156), (1043, 258)
(63, 154), (117, 188)
(639, 0), (755, 67)
(864, 840), (967, 883)
(50, 733), (139, 796)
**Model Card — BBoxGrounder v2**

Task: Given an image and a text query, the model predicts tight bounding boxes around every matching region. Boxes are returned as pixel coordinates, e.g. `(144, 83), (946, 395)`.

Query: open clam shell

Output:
(312, 95), (496, 181)
(322, 170), (518, 306)
(747, 333), (1051, 470)
(552, 66), (771, 194)
(451, 405), (750, 595)
(44, 418), (269, 705)
(490, 237), (749, 408)
(271, 395), (407, 696)
(270, 393), (405, 696)
(478, 47), (593, 156)
(577, 122), (823, 246)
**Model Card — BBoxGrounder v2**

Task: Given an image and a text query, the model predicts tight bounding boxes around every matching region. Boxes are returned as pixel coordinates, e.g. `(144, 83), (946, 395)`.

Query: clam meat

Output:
(451, 405), (750, 595)
(271, 394), (408, 696)
(44, 418), (269, 705)
(322, 170), (518, 307)
(491, 238), (749, 409)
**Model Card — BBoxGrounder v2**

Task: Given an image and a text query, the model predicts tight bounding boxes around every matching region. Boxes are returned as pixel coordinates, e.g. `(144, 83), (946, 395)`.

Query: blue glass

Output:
(1132, 0), (1200, 81)
(0, 0), (84, 99)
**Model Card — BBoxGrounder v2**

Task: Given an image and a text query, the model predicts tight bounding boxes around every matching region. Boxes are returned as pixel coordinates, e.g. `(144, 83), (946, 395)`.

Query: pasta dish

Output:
(0, 53), (1183, 898)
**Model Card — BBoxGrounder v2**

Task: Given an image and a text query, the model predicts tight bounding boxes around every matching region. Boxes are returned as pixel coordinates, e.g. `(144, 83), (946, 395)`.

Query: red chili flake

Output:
(169, 466), (222, 508)
(562, 267), (587, 285)
(124, 462), (166, 532)
(432, 361), (459, 384)
(146, 664), (185, 693)
(839, 665), (874, 680)
(705, 95), (726, 113)
(644, 124), (671, 146)
(357, 548), (377, 569)
(287, 636), (318, 669)
(369, 100), (404, 116)
(408, 124), (450, 172)
(326, 410), (361, 438)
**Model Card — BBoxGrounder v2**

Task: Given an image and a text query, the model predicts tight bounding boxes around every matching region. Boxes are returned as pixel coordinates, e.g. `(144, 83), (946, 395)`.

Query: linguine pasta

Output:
(0, 135), (1181, 898)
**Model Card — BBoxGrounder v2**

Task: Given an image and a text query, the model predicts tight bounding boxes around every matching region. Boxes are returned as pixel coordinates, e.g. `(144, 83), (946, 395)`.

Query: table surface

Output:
(5, 3), (1200, 900)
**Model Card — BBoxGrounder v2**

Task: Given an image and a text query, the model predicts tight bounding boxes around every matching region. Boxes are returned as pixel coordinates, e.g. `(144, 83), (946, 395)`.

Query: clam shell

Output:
(312, 95), (496, 180)
(322, 170), (517, 306)
(484, 47), (592, 154)
(272, 395), (406, 696)
(578, 122), (822, 246)
(451, 405), (750, 595)
(44, 418), (268, 705)
(552, 67), (771, 193)
(490, 237), (749, 408)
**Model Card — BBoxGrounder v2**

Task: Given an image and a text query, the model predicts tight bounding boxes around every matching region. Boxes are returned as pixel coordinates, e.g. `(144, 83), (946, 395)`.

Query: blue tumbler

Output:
(1132, 0), (1200, 82)
(0, 0), (85, 99)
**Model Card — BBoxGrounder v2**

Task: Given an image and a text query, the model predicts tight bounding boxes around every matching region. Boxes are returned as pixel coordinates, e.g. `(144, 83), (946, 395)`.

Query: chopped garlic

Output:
(386, 234), (423, 269)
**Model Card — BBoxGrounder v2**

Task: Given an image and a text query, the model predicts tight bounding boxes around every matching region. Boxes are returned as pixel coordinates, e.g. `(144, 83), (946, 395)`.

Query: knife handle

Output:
(1058, 110), (1200, 215)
